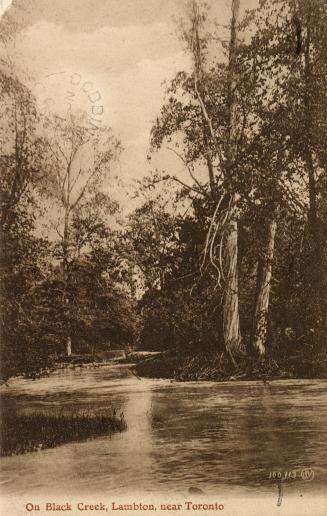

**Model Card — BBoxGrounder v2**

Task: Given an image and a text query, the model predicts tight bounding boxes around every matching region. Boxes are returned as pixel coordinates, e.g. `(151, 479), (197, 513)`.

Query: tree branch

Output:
(167, 146), (209, 197)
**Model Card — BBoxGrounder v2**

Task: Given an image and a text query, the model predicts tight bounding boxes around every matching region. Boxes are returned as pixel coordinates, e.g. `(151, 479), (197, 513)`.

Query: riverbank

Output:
(17, 352), (161, 381)
(16, 352), (127, 381)
(135, 348), (327, 381)
(0, 410), (127, 457)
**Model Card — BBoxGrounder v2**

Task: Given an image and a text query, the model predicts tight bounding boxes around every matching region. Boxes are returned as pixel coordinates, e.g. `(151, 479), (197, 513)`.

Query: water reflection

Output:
(0, 366), (326, 498)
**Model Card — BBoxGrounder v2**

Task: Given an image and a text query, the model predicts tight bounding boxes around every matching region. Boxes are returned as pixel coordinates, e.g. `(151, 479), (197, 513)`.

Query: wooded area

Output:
(1, 0), (326, 381)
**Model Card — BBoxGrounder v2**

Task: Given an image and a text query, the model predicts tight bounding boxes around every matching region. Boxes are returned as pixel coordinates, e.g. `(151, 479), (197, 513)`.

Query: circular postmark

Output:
(32, 70), (105, 133)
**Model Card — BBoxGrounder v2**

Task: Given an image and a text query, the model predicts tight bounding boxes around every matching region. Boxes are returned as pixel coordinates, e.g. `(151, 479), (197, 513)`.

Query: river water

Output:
(0, 365), (326, 513)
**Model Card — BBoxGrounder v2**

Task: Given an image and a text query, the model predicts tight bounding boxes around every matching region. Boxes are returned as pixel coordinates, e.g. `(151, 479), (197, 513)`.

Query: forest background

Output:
(1, 0), (326, 381)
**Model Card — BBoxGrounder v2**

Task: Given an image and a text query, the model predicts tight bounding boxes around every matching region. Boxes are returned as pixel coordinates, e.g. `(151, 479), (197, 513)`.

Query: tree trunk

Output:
(223, 213), (241, 353)
(223, 0), (242, 355)
(252, 218), (277, 355)
(62, 205), (70, 279)
(206, 153), (216, 201)
(66, 335), (72, 356)
(63, 200), (72, 357)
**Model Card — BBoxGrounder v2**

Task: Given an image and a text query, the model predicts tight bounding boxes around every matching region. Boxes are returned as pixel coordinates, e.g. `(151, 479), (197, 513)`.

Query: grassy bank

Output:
(0, 410), (127, 457)
(135, 348), (327, 382)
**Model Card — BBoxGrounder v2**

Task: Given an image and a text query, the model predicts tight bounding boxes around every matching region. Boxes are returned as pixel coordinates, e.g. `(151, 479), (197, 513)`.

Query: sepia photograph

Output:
(0, 1), (326, 515)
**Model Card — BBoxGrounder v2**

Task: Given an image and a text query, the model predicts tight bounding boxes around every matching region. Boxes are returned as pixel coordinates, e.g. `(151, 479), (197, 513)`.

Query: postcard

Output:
(0, 1), (326, 515)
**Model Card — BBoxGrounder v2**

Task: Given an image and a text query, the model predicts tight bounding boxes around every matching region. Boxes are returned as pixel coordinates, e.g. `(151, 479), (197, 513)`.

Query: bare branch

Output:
(167, 146), (209, 197)
(200, 191), (225, 271)
(170, 175), (205, 196)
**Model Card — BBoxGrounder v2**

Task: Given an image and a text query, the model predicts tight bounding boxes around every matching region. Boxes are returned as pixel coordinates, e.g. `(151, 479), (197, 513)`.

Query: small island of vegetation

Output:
(0, 408), (127, 457)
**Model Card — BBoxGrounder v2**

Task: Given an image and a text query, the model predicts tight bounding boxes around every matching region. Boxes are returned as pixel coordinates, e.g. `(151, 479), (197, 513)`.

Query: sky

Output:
(0, 0), (257, 211)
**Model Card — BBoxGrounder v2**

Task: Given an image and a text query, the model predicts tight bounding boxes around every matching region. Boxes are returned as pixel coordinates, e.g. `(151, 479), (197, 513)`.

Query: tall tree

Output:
(152, 0), (245, 357)
(221, 0), (243, 355)
(242, 0), (327, 353)
(0, 72), (50, 378)
(41, 113), (121, 355)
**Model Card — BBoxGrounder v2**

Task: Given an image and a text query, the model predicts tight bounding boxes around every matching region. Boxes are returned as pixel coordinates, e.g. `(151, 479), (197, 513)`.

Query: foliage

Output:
(134, 0), (327, 374)
(1, 0), (327, 381)
(0, 71), (137, 379)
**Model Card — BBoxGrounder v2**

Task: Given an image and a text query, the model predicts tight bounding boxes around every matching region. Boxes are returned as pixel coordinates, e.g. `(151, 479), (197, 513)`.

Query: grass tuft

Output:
(0, 410), (127, 457)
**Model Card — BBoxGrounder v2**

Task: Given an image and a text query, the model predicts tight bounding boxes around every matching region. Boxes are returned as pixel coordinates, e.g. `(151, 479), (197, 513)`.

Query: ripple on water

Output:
(0, 367), (326, 497)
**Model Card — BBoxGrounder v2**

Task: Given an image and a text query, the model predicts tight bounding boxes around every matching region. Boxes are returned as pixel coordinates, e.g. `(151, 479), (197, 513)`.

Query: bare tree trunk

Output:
(223, 213), (241, 353)
(252, 218), (277, 355)
(66, 336), (72, 356)
(63, 197), (72, 356)
(62, 206), (70, 277)
(223, 0), (242, 354)
(202, 125), (216, 201)
(206, 153), (216, 202)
